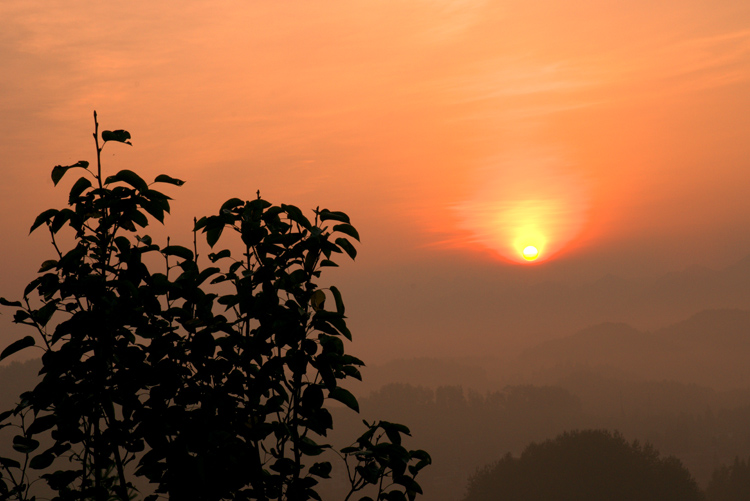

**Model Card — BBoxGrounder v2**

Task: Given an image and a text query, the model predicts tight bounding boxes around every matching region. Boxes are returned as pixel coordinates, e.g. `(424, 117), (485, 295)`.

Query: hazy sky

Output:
(2, 0), (750, 362)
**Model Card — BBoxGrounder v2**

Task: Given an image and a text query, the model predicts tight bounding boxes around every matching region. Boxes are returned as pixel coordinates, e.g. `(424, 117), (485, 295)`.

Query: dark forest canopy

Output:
(333, 380), (750, 501)
(462, 430), (703, 501)
(705, 456), (750, 501)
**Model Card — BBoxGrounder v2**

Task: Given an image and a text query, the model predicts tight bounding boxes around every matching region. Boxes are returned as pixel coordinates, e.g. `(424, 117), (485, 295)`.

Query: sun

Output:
(522, 245), (539, 261)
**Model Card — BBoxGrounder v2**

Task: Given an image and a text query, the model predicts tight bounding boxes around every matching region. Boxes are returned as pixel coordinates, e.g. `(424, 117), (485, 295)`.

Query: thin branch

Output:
(93, 111), (103, 191)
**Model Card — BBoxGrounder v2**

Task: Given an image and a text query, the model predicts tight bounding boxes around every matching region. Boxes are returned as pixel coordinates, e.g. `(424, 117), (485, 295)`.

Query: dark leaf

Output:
(320, 260), (339, 267)
(51, 161), (88, 186)
(308, 489), (322, 501)
(12, 435), (39, 454)
(140, 199), (165, 223)
(333, 223), (360, 241)
(220, 198), (244, 213)
(41, 469), (80, 490)
(309, 461), (332, 478)
(383, 490), (407, 501)
(105, 169), (148, 192)
(0, 457), (21, 469)
(409, 450), (431, 474)
(162, 245), (194, 261)
(1, 336), (35, 361)
(30, 209), (58, 234)
(325, 314), (352, 340)
(318, 209), (350, 223)
(27, 415), (56, 436)
(68, 176), (92, 203)
(206, 225), (224, 248)
(356, 463), (382, 484)
(102, 129), (132, 145)
(302, 385), (325, 411)
(127, 209), (149, 228)
(329, 387), (359, 412)
(193, 216), (207, 231)
(330, 286), (345, 315)
(342, 354), (365, 366)
(319, 333), (344, 355)
(208, 249), (231, 262)
(336, 238), (357, 259)
(282, 204), (312, 229)
(305, 250), (319, 272)
(0, 297), (23, 308)
(13, 310), (32, 324)
(24, 278), (42, 297)
(38, 260), (57, 272)
(50, 209), (75, 234)
(196, 267), (220, 285)
(381, 421), (411, 446)
(29, 452), (55, 470)
(342, 365), (362, 381)
(153, 174), (185, 186)
(32, 301), (58, 327)
(299, 436), (328, 456)
(114, 236), (131, 253)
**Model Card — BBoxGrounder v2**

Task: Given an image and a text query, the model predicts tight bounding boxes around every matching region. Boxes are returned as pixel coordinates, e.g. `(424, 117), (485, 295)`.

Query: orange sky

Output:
(2, 0), (750, 361)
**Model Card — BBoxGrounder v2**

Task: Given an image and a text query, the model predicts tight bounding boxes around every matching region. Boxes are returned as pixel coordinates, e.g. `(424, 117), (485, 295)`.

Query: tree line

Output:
(320, 381), (750, 501)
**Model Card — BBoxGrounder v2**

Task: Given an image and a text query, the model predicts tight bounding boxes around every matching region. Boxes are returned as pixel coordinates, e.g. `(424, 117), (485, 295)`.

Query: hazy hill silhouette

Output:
(533, 256), (750, 341)
(390, 253), (750, 361)
(353, 357), (493, 396)
(517, 308), (750, 389)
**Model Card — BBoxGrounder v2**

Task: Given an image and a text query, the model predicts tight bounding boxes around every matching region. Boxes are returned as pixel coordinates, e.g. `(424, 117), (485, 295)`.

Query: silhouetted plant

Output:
(0, 112), (430, 501)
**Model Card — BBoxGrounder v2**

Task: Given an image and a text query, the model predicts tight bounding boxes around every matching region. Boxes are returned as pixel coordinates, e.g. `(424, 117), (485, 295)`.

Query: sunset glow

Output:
(3, 4), (750, 498)
(454, 150), (589, 264)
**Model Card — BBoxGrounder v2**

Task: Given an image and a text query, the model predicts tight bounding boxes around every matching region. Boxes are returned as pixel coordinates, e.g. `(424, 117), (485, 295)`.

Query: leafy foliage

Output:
(0, 112), (430, 501)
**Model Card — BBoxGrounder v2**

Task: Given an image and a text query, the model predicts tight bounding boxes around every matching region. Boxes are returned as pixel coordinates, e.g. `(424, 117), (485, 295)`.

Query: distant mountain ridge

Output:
(420, 252), (750, 359)
(557, 256), (750, 334)
(517, 308), (750, 389)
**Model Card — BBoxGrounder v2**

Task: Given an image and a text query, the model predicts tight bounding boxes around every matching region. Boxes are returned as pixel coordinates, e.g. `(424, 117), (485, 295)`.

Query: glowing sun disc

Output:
(522, 246), (539, 261)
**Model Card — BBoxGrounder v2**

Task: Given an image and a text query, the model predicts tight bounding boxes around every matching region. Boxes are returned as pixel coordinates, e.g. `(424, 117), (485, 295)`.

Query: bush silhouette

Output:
(463, 429), (703, 501)
(0, 113), (430, 501)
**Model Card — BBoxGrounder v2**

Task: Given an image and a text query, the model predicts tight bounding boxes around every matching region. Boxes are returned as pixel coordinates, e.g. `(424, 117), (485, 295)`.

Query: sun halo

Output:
(454, 150), (589, 266)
